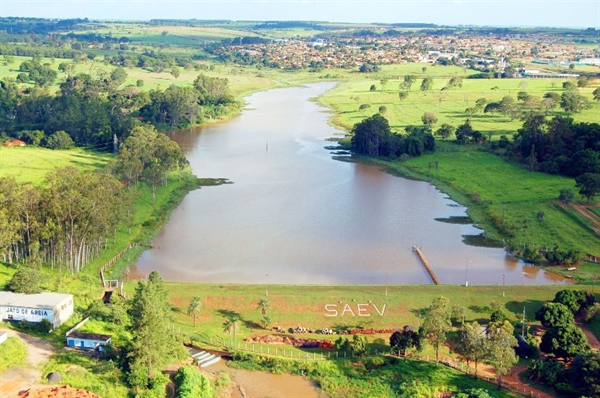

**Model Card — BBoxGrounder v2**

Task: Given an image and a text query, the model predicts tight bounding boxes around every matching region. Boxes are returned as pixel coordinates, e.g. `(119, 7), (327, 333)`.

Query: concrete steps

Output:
(189, 348), (221, 368)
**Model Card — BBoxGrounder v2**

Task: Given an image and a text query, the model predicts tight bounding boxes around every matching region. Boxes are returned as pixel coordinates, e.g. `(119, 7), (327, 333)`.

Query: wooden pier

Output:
(412, 245), (441, 285)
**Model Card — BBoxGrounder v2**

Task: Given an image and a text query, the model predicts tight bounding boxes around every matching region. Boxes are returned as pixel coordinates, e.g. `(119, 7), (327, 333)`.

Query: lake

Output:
(135, 82), (568, 286)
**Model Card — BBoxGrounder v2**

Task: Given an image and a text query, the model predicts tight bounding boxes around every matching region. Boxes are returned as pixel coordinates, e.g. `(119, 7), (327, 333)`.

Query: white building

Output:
(0, 291), (74, 329)
(66, 332), (112, 351)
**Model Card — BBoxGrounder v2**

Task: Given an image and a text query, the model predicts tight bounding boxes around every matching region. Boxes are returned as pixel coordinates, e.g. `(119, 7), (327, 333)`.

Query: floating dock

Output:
(412, 245), (441, 285)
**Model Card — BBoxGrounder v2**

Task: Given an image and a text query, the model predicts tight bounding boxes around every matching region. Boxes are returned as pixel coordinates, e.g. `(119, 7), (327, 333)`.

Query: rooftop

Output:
(67, 332), (112, 342)
(0, 291), (73, 310)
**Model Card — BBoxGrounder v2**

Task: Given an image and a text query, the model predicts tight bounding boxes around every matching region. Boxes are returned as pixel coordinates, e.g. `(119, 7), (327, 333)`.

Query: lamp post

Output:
(465, 259), (471, 287)
(385, 273), (389, 296)
(265, 274), (269, 297)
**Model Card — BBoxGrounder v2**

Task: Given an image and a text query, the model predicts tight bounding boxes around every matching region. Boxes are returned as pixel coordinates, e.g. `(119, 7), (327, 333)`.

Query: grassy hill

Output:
(0, 146), (110, 184)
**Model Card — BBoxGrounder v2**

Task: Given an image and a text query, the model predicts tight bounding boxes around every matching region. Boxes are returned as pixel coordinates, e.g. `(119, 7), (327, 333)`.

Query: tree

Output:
(593, 87), (600, 102)
(171, 66), (181, 79)
(553, 289), (595, 314)
(44, 131), (74, 150)
(421, 111), (438, 126)
(400, 75), (417, 90)
(174, 366), (214, 398)
(558, 189), (575, 205)
(359, 63), (379, 73)
(420, 77), (433, 92)
(351, 113), (395, 157)
(540, 325), (590, 361)
(435, 123), (455, 140)
(110, 67), (128, 88)
(456, 321), (486, 376)
(422, 296), (451, 363)
(560, 91), (591, 114)
(257, 298), (271, 328)
(369, 84), (376, 91)
(535, 302), (574, 328)
(127, 271), (185, 390)
(390, 326), (422, 356)
(187, 297), (201, 327)
(570, 352), (600, 397)
(350, 334), (368, 357)
(474, 98), (487, 111)
(562, 81), (577, 91)
(517, 91), (530, 102)
(575, 173), (600, 204)
(485, 320), (518, 388)
(446, 76), (463, 88)
(223, 315), (240, 344)
(378, 105), (387, 114)
(7, 267), (42, 294)
(398, 91), (409, 101)
(577, 76), (590, 88)
(483, 102), (501, 115)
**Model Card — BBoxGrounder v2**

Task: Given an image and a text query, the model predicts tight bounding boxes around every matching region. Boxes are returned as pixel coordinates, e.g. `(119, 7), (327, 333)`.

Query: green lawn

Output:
(0, 146), (110, 184)
(165, 283), (593, 350)
(0, 337), (27, 372)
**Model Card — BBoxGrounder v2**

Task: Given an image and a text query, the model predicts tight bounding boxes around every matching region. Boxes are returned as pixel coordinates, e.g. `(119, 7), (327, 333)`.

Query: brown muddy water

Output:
(135, 82), (569, 286)
(209, 360), (322, 398)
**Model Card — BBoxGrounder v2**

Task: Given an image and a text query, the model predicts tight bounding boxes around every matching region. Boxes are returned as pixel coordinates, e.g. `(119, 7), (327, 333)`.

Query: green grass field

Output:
(0, 146), (110, 184)
(164, 283), (594, 347)
(318, 64), (600, 134)
(0, 337), (27, 372)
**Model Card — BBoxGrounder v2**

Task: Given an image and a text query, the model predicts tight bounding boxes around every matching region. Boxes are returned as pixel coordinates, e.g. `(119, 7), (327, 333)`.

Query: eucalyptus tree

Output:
(485, 320), (518, 388)
(43, 167), (125, 273)
(422, 296), (452, 363)
(456, 321), (486, 376)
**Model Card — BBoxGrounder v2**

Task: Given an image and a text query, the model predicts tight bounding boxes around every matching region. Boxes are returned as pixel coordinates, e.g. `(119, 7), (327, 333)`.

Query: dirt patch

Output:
(245, 334), (335, 349)
(578, 323), (600, 350)
(0, 328), (57, 397)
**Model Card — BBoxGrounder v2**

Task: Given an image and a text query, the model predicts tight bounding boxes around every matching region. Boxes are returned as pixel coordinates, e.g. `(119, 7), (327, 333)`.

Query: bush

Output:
(44, 130), (74, 150)
(174, 366), (214, 398)
(215, 371), (230, 388)
(8, 267), (42, 294)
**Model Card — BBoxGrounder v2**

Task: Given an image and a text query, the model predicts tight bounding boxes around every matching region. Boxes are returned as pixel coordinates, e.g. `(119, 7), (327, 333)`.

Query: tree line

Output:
(0, 63), (237, 149)
(351, 114), (436, 158)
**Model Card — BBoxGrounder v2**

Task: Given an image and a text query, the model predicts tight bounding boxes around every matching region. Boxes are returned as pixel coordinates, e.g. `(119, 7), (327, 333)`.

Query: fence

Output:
(98, 243), (136, 287)
(191, 333), (543, 398)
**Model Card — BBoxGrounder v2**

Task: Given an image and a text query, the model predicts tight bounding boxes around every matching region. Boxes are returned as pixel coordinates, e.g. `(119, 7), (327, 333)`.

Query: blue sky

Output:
(0, 0), (598, 28)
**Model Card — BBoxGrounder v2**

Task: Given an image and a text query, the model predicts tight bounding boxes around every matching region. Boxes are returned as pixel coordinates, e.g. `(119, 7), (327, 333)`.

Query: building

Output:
(66, 332), (112, 351)
(65, 316), (112, 351)
(0, 291), (74, 329)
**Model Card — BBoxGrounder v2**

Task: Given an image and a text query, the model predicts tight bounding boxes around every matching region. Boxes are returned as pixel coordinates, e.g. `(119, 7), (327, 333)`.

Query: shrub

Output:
(174, 366), (214, 398)
(8, 267), (42, 294)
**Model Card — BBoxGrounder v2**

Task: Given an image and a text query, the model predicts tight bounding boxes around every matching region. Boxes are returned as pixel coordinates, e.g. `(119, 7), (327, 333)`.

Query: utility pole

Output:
(385, 274), (388, 297)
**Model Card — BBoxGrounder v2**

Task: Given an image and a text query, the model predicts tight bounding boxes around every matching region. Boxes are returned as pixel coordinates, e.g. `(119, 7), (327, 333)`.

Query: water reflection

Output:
(135, 82), (570, 286)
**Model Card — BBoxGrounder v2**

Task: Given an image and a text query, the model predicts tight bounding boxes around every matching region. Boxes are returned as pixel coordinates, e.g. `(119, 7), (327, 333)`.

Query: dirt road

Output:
(0, 328), (56, 397)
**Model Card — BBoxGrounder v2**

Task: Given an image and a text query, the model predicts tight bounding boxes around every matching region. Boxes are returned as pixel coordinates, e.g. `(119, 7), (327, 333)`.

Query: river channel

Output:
(135, 82), (568, 286)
